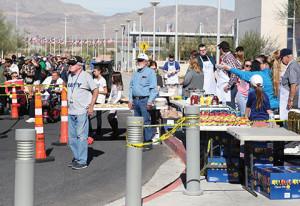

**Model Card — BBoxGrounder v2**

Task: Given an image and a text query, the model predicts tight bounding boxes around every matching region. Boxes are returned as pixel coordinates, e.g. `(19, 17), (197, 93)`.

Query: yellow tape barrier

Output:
(126, 117), (297, 148)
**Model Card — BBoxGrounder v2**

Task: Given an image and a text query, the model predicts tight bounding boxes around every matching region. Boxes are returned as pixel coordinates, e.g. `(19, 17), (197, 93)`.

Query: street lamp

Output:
(137, 11), (144, 53)
(115, 29), (119, 71)
(150, 1), (160, 61)
(216, 0), (221, 64)
(126, 19), (131, 73)
(120, 24), (126, 72)
(175, 0), (178, 61)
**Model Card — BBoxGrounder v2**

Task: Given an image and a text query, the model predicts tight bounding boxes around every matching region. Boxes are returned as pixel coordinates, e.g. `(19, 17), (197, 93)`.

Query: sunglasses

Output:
(137, 59), (144, 62)
(244, 65), (251, 67)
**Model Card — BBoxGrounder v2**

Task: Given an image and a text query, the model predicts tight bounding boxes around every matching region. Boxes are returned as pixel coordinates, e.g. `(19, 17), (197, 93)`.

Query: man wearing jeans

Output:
(67, 56), (99, 170)
(129, 53), (158, 152)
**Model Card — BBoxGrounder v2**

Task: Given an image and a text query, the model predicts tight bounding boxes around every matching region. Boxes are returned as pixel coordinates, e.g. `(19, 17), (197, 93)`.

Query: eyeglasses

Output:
(199, 49), (206, 52)
(244, 65), (251, 67)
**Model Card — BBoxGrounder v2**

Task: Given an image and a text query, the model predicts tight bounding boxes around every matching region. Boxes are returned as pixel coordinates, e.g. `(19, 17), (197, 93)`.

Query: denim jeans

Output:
(236, 92), (248, 114)
(226, 84), (237, 110)
(68, 113), (89, 164)
(133, 98), (152, 143)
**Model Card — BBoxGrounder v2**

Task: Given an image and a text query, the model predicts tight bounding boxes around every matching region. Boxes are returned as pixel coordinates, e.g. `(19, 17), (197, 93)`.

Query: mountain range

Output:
(0, 0), (234, 40)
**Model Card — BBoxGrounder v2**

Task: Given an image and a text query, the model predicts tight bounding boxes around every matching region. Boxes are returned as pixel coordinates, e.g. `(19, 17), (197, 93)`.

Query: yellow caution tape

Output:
(126, 117), (187, 148)
(126, 116), (298, 148)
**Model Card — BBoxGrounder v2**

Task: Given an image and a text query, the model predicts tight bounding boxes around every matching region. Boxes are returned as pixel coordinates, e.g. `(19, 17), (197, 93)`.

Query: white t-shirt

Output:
(8, 64), (19, 75)
(42, 76), (64, 91)
(94, 77), (107, 104)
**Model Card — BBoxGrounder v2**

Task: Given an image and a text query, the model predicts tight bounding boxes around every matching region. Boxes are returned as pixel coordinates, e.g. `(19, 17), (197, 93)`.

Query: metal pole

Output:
(125, 116), (144, 206)
(184, 106), (203, 196)
(126, 20), (131, 73)
(150, 2), (160, 60)
(121, 24), (125, 72)
(15, 2), (18, 35)
(216, 0), (221, 64)
(175, 0), (178, 61)
(137, 11), (144, 53)
(115, 29), (118, 70)
(14, 129), (36, 206)
(64, 18), (67, 47)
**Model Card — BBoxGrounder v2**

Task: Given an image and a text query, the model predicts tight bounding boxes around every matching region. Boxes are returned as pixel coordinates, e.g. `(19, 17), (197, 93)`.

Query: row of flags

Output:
(24, 35), (115, 45)
(25, 24), (173, 45)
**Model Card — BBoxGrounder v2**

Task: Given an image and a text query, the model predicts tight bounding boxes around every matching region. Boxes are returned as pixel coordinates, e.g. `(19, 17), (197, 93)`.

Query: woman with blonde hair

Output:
(182, 57), (204, 96)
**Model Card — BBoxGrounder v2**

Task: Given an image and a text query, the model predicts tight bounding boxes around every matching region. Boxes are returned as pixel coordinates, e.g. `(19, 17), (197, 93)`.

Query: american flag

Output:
(31, 35), (39, 42)
(83, 40), (88, 44)
(107, 38), (115, 44)
(169, 24), (173, 32)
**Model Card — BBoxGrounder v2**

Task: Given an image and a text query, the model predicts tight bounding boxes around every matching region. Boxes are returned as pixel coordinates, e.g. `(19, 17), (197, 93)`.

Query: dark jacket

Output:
(196, 54), (216, 71)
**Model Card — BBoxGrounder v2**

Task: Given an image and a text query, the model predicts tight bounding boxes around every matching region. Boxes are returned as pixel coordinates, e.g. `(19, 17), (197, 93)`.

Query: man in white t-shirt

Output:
(5, 58), (19, 78)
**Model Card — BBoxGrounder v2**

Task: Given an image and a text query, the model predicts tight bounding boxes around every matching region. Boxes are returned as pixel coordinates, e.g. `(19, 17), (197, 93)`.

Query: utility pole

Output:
(64, 18), (67, 47)
(15, 2), (18, 35)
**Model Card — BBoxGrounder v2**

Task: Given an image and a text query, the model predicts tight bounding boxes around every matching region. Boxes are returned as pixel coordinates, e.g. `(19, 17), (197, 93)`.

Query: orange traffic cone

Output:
(11, 86), (19, 118)
(35, 86), (55, 163)
(53, 84), (68, 146)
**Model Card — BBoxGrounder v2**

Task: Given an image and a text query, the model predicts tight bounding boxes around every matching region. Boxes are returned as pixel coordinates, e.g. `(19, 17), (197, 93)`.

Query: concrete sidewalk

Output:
(143, 136), (300, 206)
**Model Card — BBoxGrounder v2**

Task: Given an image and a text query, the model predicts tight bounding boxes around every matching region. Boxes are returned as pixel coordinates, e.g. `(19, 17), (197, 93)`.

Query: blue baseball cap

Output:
(46, 53), (51, 56)
(278, 48), (292, 59)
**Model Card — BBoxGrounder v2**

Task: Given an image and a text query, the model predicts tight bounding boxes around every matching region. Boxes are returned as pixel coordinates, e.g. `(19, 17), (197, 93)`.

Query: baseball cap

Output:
(250, 75), (263, 87)
(24, 56), (32, 61)
(218, 41), (230, 50)
(68, 56), (83, 65)
(277, 48), (292, 59)
(46, 53), (51, 56)
(137, 53), (149, 61)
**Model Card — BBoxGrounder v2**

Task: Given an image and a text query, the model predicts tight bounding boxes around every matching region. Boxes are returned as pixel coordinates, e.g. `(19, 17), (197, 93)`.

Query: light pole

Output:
(120, 24), (126, 72)
(150, 2), (160, 61)
(216, 0), (221, 64)
(126, 19), (131, 73)
(64, 18), (67, 47)
(115, 29), (119, 71)
(175, 0), (178, 61)
(137, 11), (144, 53)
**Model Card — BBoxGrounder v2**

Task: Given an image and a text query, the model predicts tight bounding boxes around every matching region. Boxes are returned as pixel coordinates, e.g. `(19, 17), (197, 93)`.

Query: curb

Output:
(141, 135), (187, 204)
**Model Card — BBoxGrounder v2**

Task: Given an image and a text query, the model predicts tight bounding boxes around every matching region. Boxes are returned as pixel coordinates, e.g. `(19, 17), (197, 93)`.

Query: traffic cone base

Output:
(53, 84), (69, 146)
(36, 156), (55, 163)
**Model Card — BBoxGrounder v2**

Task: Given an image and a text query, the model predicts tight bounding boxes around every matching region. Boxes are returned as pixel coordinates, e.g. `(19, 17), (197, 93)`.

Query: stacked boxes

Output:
(253, 165), (300, 199)
(207, 157), (240, 183)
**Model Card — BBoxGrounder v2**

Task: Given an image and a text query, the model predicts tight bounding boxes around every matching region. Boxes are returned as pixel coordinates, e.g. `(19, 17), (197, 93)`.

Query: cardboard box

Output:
(207, 157), (240, 183)
(253, 165), (300, 199)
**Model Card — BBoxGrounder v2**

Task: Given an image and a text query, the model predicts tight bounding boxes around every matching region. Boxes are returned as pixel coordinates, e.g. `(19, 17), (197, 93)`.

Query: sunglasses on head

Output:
(137, 59), (144, 62)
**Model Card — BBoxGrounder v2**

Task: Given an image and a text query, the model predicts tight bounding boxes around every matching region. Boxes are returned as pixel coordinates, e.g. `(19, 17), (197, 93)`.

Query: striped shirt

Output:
(221, 52), (242, 87)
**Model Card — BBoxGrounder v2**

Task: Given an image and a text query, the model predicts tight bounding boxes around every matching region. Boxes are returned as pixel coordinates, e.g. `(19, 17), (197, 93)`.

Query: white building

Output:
(235, 0), (298, 56)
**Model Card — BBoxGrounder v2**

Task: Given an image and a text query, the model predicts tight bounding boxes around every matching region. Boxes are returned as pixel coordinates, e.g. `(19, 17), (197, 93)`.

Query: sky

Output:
(61, 0), (235, 16)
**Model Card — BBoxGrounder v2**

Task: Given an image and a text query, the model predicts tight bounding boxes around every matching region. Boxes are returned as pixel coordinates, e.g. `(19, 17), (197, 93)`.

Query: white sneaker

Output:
(152, 134), (160, 145)
(26, 118), (35, 123)
(284, 147), (300, 154)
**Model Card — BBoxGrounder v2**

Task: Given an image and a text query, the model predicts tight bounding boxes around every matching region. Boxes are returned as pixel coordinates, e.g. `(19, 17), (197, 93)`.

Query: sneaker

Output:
(284, 147), (300, 154)
(152, 134), (160, 145)
(26, 118), (35, 123)
(72, 162), (88, 170)
(142, 144), (153, 152)
(68, 160), (77, 167)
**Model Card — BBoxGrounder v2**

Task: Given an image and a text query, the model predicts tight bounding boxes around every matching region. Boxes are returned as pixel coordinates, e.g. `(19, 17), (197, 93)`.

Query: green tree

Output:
(239, 31), (277, 60)
(0, 10), (25, 56)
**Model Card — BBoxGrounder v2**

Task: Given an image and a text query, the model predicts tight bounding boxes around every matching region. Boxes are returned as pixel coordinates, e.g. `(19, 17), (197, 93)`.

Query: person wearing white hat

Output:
(245, 74), (271, 121)
(129, 53), (158, 152)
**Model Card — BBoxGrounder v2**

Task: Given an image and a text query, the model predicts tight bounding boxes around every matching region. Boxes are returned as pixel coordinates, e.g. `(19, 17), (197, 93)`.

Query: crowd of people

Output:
(159, 41), (300, 153)
(1, 39), (300, 168)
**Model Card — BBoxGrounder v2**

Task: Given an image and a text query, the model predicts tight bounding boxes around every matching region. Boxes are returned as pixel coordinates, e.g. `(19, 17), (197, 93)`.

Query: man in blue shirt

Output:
(163, 54), (180, 85)
(129, 53), (158, 151)
(89, 57), (97, 75)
